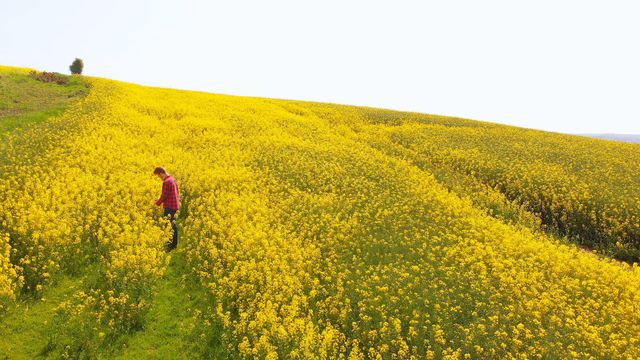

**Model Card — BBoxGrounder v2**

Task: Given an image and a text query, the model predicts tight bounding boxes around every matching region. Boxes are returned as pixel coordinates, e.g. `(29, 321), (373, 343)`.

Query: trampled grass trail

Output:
(0, 221), (220, 359)
(113, 221), (224, 359)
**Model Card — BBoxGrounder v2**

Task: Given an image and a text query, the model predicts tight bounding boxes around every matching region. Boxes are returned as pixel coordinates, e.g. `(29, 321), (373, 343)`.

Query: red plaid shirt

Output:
(156, 175), (180, 210)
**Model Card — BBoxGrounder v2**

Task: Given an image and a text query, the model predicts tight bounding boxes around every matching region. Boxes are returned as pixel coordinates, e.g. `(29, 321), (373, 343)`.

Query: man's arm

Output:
(155, 182), (167, 206)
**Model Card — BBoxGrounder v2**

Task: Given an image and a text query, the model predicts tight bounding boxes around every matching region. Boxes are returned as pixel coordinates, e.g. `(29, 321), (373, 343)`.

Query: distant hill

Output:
(579, 133), (640, 143)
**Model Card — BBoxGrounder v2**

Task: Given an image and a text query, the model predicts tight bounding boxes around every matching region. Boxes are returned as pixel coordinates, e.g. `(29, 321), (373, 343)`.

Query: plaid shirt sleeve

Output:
(155, 180), (168, 206)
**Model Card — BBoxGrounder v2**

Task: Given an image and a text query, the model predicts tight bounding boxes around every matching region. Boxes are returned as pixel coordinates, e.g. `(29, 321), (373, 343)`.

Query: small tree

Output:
(69, 58), (84, 75)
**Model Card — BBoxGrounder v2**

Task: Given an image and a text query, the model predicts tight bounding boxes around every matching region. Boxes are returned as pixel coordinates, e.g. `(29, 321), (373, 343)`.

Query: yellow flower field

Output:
(1, 65), (640, 358)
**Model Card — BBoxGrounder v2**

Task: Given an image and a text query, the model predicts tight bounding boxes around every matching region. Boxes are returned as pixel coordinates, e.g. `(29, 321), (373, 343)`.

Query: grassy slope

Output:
(0, 67), (87, 137)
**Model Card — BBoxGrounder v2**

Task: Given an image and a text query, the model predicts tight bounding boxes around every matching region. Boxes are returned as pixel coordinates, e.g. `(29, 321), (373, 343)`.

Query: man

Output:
(154, 166), (180, 251)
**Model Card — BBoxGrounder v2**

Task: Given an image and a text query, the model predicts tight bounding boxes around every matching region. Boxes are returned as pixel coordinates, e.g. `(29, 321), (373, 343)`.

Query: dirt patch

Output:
(0, 108), (25, 118)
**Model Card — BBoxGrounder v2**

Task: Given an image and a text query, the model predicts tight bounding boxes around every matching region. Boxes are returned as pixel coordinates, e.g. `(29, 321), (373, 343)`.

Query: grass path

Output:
(0, 222), (223, 359)
(112, 223), (224, 359)
(0, 276), (81, 359)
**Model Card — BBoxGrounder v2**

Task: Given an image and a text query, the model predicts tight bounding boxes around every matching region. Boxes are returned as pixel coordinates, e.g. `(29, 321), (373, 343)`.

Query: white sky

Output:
(2, 0), (639, 134)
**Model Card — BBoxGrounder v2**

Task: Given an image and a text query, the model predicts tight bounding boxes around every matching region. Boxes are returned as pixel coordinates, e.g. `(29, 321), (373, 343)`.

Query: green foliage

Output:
(70, 58), (84, 75)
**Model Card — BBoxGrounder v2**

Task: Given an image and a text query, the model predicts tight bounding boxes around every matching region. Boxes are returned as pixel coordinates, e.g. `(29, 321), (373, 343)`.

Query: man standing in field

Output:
(154, 167), (180, 251)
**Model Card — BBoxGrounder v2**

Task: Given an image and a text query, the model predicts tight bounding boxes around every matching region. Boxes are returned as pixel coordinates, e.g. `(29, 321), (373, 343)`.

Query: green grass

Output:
(111, 234), (224, 359)
(0, 71), (88, 136)
(0, 220), (223, 359)
(0, 276), (82, 359)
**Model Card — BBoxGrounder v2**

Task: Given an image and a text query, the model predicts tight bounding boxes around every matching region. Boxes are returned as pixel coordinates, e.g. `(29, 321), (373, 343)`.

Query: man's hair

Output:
(154, 166), (167, 175)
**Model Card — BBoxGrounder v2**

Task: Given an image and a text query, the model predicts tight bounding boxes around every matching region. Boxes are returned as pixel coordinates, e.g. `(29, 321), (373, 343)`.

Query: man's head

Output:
(154, 166), (169, 180)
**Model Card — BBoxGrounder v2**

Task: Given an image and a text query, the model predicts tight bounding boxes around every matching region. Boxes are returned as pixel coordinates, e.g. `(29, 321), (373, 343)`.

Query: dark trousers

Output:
(163, 207), (179, 250)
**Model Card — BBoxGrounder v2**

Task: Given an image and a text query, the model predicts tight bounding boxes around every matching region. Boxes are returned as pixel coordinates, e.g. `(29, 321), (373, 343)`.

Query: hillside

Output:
(1, 65), (640, 359)
(580, 134), (640, 144)
(0, 66), (87, 136)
